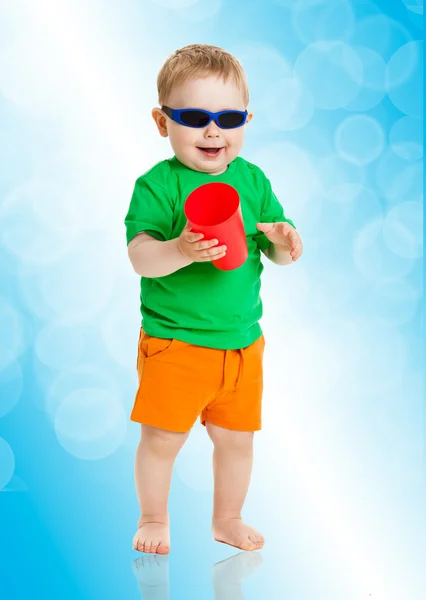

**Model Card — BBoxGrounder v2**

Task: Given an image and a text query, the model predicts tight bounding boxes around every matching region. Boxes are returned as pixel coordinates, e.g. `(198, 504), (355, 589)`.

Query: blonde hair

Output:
(157, 44), (249, 107)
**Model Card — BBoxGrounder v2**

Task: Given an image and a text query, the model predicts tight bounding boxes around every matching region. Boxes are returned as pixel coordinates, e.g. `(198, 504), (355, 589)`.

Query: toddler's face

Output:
(152, 75), (252, 175)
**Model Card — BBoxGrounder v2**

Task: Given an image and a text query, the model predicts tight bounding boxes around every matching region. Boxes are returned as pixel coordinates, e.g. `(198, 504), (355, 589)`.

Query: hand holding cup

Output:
(177, 221), (227, 263)
(184, 183), (248, 270)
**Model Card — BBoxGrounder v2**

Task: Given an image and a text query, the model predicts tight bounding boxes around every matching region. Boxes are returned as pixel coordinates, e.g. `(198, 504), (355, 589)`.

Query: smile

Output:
(197, 147), (225, 158)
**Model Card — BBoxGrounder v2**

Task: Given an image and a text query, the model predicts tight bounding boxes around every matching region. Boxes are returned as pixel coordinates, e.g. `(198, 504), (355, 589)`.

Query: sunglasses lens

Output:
(180, 110), (210, 127)
(218, 112), (245, 128)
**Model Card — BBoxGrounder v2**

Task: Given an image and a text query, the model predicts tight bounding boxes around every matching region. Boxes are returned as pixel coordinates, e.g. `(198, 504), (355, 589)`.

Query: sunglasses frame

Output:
(161, 105), (248, 129)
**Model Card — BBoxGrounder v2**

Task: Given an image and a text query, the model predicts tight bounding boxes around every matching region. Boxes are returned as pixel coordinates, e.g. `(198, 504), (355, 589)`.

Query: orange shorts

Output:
(131, 328), (265, 432)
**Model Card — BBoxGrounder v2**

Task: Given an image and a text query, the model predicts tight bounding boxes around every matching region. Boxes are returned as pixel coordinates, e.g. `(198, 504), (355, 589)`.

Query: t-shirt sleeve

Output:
(253, 173), (296, 252)
(124, 176), (174, 245)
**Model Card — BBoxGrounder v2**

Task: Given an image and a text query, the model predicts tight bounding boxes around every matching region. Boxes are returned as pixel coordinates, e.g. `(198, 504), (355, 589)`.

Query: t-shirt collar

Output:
(171, 155), (239, 182)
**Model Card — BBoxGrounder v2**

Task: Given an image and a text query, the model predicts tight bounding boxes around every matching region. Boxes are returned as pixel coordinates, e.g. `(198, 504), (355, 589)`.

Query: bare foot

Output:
(212, 517), (265, 551)
(133, 521), (170, 554)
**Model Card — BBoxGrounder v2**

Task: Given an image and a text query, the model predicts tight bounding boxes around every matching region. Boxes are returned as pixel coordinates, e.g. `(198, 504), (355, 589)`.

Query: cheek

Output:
(169, 124), (188, 146)
(176, 130), (198, 150)
(227, 130), (244, 147)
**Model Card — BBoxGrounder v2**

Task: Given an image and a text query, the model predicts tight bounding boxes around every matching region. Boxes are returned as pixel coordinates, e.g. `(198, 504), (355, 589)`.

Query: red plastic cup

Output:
(184, 182), (248, 271)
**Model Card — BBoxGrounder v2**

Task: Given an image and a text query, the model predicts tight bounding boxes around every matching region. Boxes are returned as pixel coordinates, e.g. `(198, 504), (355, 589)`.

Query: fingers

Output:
(257, 222), (274, 233)
(185, 229), (203, 240)
(293, 245), (303, 260)
(183, 221), (201, 240)
(196, 239), (227, 260)
(286, 229), (298, 247)
(277, 223), (302, 260)
(199, 247), (227, 261)
(194, 238), (219, 250)
(178, 226), (227, 262)
(186, 234), (222, 252)
(286, 228), (303, 260)
(182, 223), (217, 246)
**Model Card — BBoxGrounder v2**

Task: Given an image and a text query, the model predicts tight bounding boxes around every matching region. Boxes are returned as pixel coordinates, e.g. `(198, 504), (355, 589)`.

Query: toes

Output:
(248, 534), (264, 547)
(133, 529), (170, 554)
(132, 533), (140, 551)
(139, 539), (164, 554)
(157, 542), (170, 555)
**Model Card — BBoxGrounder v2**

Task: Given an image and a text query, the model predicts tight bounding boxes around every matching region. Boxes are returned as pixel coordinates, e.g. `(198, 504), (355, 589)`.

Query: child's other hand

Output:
(177, 221), (227, 263)
(256, 222), (303, 261)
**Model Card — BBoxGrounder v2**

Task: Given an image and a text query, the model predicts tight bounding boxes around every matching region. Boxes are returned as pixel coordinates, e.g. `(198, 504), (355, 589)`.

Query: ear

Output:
(151, 107), (169, 138)
(246, 111), (253, 125)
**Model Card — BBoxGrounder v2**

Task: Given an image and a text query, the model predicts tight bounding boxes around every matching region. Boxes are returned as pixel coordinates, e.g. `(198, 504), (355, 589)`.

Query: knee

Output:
(141, 424), (189, 456)
(207, 422), (254, 451)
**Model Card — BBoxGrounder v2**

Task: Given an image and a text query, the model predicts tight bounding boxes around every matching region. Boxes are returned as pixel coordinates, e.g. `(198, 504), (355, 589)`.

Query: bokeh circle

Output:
(54, 388), (127, 460)
(0, 438), (15, 490)
(389, 117), (423, 161)
(294, 41), (363, 109)
(382, 201), (423, 260)
(335, 115), (385, 165)
(292, 0), (355, 45)
(387, 41), (423, 117)
(0, 361), (23, 418)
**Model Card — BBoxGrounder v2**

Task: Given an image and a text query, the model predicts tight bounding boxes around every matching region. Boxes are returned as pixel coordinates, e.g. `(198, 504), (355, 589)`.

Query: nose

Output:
(204, 119), (221, 137)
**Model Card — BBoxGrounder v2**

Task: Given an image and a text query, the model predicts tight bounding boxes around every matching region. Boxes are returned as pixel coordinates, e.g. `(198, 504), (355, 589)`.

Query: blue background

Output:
(0, 0), (424, 598)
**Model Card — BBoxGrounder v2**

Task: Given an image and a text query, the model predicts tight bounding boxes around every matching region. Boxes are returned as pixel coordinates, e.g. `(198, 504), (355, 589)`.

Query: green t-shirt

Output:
(124, 155), (295, 350)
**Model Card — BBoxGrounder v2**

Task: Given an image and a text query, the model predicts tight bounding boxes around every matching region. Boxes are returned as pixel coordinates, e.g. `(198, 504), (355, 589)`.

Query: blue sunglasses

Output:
(161, 105), (248, 129)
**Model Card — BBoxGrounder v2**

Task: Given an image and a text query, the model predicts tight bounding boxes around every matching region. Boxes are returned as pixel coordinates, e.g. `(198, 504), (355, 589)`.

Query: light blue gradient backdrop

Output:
(0, 0), (424, 598)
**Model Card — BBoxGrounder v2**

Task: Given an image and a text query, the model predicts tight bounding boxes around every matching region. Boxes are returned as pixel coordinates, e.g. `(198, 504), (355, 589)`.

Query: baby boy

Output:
(125, 44), (303, 555)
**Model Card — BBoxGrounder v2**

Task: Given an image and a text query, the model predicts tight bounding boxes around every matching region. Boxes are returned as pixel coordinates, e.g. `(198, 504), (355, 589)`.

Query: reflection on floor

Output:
(132, 550), (263, 599)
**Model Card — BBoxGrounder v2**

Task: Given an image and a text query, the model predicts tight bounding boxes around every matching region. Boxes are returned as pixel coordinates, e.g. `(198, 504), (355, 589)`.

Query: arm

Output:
(255, 170), (299, 265)
(125, 176), (191, 277)
(128, 232), (193, 278)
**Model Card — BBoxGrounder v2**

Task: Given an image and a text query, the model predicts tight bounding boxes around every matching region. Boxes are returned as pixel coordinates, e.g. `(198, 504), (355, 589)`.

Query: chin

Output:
(205, 162), (227, 172)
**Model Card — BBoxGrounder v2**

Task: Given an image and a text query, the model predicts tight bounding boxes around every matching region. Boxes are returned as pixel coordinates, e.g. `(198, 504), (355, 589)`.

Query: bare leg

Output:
(133, 423), (190, 554)
(206, 421), (264, 551)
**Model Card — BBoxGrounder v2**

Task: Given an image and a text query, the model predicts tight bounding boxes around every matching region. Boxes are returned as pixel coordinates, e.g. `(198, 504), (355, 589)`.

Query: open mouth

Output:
(197, 147), (225, 158)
